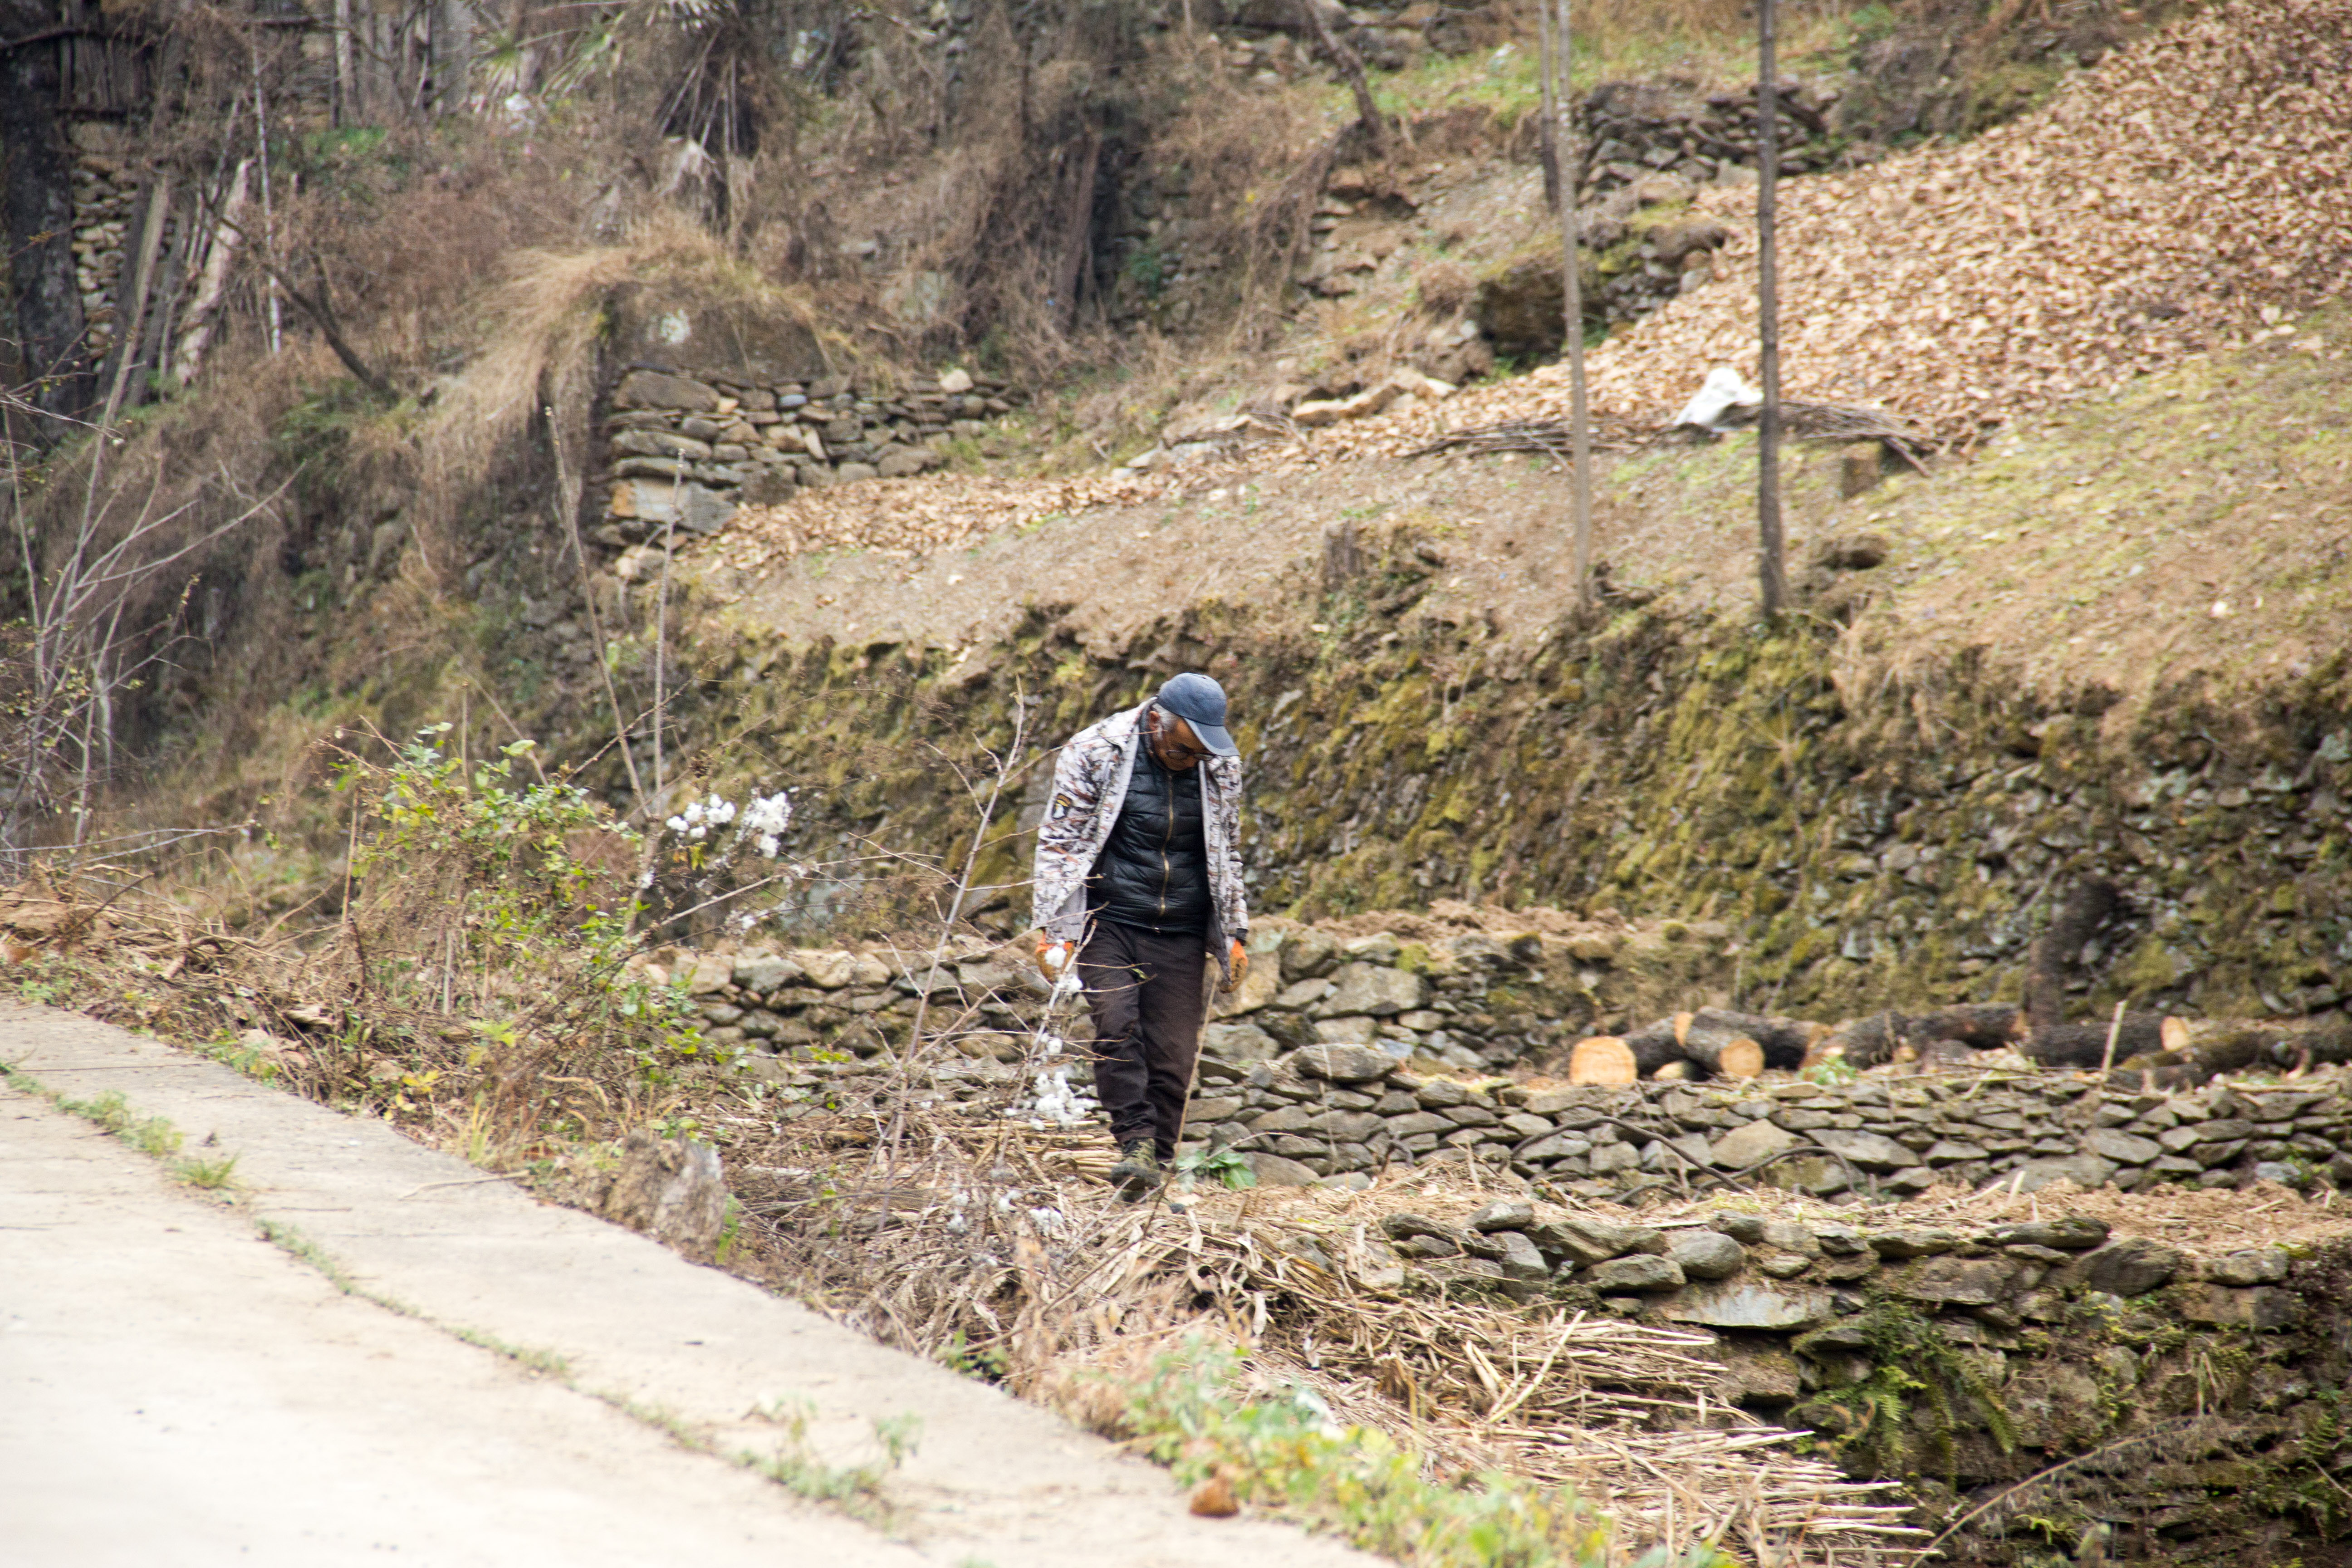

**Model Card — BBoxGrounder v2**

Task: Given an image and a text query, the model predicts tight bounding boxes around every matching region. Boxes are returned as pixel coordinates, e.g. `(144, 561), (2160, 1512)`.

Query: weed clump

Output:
(1117, 1338), (1681, 1568)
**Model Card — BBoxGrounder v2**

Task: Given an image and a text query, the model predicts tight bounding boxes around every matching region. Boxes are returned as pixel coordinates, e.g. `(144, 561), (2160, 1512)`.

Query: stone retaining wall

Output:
(595, 365), (1029, 544)
(1578, 78), (1847, 204)
(1374, 1196), (2296, 1338)
(666, 922), (2352, 1200)
(672, 916), (1734, 1079)
(1372, 1186), (2349, 1558)
(1362, 1190), (2352, 1562)
(1191, 1044), (2352, 1201)
(69, 151), (142, 361)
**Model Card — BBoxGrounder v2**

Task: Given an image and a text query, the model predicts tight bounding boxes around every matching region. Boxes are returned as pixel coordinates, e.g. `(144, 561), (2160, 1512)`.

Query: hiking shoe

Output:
(1109, 1140), (1162, 1201)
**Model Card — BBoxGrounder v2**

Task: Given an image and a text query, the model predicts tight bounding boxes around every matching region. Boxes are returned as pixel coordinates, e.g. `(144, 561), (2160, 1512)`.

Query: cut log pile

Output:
(1570, 1006), (1823, 1086)
(1568, 1000), (2352, 1090)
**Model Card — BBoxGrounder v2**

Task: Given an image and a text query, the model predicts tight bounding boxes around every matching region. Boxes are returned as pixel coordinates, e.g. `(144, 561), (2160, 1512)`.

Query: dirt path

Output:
(0, 1004), (1372, 1568)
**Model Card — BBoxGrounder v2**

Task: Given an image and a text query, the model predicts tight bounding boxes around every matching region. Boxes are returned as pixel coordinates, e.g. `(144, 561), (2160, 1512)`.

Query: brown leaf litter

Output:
(704, 0), (2352, 576)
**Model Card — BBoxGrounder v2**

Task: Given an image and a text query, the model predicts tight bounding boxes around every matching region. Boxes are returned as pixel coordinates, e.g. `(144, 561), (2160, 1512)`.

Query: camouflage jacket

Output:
(1032, 701), (1248, 976)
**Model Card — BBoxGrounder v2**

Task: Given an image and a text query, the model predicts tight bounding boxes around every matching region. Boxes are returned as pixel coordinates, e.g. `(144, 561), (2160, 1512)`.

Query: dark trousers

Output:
(1078, 920), (1208, 1160)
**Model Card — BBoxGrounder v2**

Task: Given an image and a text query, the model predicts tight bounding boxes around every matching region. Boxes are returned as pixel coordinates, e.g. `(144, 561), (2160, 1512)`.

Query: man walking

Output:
(1032, 673), (1250, 1200)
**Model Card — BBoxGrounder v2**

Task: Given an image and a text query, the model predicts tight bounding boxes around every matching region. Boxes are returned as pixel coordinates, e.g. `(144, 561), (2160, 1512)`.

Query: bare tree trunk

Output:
(1053, 127), (1101, 333)
(434, 0), (472, 114)
(334, 0), (356, 124)
(174, 160), (250, 382)
(252, 48), (284, 355)
(1548, 0), (1593, 608)
(0, 4), (93, 428)
(1534, 0), (1561, 212)
(1755, 0), (1785, 619)
(2024, 877), (2119, 1032)
(1298, 0), (1386, 155)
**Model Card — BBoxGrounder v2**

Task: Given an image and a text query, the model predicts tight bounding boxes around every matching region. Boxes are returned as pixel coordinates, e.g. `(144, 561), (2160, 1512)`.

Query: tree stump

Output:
(2024, 878), (2120, 1033)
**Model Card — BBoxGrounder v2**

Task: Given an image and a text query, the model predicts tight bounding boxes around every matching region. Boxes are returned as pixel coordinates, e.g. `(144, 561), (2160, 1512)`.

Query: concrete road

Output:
(0, 1004), (1373, 1568)
(1, 1089), (924, 1568)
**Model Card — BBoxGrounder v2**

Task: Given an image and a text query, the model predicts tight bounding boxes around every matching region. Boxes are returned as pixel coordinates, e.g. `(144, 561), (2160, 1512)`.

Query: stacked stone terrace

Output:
(1181, 1044), (2352, 1200)
(663, 923), (2352, 1200)
(1364, 1196), (2309, 1418)
(597, 365), (1027, 543)
(69, 152), (142, 360)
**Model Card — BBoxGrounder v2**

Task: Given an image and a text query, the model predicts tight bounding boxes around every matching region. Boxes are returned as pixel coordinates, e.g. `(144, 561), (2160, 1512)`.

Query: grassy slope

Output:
(1577, 302), (2352, 720)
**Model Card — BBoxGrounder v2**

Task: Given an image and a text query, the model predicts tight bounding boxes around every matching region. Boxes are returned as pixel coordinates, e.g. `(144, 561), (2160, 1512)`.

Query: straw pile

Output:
(1057, 1198), (1924, 1560)
(720, 1084), (1923, 1565)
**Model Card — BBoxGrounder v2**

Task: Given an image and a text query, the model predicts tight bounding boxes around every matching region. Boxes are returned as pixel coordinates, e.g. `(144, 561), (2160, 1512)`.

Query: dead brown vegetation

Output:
(1430, 0), (2352, 450)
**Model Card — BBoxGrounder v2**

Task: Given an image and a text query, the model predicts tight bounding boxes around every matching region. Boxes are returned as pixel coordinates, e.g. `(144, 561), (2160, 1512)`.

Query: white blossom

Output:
(741, 791), (792, 836)
(1022, 1065), (1093, 1127)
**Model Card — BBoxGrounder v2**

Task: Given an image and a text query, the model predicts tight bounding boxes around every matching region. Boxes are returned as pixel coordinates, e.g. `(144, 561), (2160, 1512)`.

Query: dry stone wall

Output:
(1368, 1189), (2352, 1563)
(661, 922), (2352, 1201)
(69, 151), (142, 361)
(1186, 1050), (2352, 1201)
(667, 916), (1735, 1077)
(595, 366), (1028, 545)
(1577, 78), (1848, 204)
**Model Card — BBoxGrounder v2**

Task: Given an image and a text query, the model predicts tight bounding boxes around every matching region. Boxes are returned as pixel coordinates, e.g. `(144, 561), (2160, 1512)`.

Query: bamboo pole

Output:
(97, 173), (172, 430)
(1755, 0), (1785, 619)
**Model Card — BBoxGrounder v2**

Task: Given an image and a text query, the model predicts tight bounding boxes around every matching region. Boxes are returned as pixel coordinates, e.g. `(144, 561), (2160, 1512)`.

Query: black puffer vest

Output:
(1088, 748), (1210, 935)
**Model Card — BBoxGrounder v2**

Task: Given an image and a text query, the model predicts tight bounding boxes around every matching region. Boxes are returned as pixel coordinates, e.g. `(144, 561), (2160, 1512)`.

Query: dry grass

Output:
(1030, 1181), (1922, 1558)
(412, 212), (841, 554)
(706, 1086), (1925, 1564)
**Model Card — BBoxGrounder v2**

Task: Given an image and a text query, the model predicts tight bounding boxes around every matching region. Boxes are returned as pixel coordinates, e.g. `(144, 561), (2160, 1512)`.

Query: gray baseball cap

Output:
(1155, 672), (1237, 756)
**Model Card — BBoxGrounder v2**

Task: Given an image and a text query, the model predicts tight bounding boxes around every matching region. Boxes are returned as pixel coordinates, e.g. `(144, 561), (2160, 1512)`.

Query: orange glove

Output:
(1034, 933), (1072, 983)
(1221, 939), (1249, 994)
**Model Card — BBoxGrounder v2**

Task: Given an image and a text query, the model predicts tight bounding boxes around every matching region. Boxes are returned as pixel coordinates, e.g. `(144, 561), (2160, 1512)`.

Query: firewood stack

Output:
(1568, 1007), (1823, 1086)
(1564, 1000), (2352, 1088)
